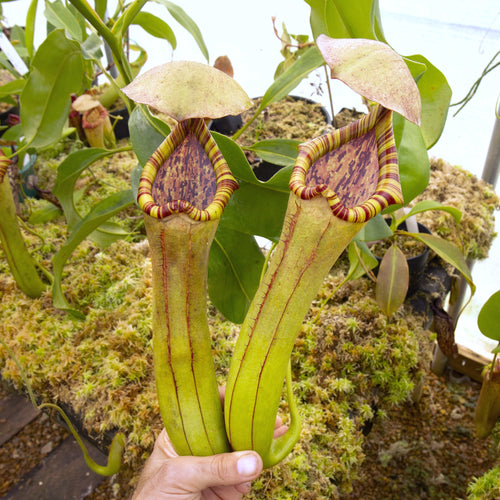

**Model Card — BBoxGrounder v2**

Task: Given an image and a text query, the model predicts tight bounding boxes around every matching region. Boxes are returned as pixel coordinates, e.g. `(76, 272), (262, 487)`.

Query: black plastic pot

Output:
(375, 220), (431, 297)
(210, 113), (243, 136)
(110, 106), (130, 139)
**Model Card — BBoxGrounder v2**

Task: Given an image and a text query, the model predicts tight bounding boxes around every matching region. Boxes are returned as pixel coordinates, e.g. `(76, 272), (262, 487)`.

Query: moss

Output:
(467, 465), (500, 499)
(1, 134), (498, 496)
(414, 158), (499, 261)
(0, 230), (435, 497)
(0, 239), (159, 473)
(237, 96), (333, 148)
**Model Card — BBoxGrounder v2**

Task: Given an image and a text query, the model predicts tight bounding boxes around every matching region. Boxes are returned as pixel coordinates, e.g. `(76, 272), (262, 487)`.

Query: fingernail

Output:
(237, 454), (259, 476)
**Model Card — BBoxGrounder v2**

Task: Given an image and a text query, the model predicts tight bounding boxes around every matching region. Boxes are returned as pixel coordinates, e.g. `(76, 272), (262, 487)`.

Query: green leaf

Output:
(478, 290), (500, 341)
(213, 132), (290, 241)
(28, 201), (62, 224)
(26, 0), (39, 60)
(213, 131), (260, 183)
(404, 56), (427, 83)
(245, 139), (300, 168)
(409, 54), (452, 148)
(305, 0), (379, 39)
(222, 182), (289, 241)
(405, 200), (462, 224)
(129, 105), (170, 165)
(0, 78), (25, 98)
(392, 112), (430, 204)
(45, 0), (84, 41)
(0, 53), (15, 74)
(52, 189), (134, 318)
(0, 95), (17, 107)
(154, 0), (209, 61)
(347, 240), (378, 280)
(208, 225), (265, 323)
(1, 123), (23, 143)
(53, 148), (115, 228)
(53, 146), (132, 247)
(360, 213), (393, 241)
(409, 231), (475, 295)
(94, 0), (107, 19)
(371, 0), (387, 42)
(376, 244), (409, 316)
(9, 25), (26, 48)
(20, 29), (85, 149)
(132, 11), (176, 49)
(80, 32), (103, 60)
(259, 46), (325, 111)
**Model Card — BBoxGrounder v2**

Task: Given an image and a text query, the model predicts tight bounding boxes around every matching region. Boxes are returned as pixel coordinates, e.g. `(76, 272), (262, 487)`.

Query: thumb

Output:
(171, 450), (263, 492)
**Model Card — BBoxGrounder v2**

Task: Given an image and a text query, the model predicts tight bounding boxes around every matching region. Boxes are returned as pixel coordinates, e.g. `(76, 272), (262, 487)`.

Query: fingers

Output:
(135, 425), (269, 499)
(181, 450), (263, 491)
(133, 449), (263, 499)
(273, 415), (289, 438)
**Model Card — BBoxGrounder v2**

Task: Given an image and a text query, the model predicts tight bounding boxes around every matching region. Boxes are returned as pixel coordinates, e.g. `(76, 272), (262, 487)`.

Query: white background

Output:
(3, 0), (500, 355)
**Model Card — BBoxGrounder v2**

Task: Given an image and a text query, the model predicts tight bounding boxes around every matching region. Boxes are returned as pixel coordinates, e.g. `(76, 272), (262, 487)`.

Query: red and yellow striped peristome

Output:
(137, 118), (238, 221)
(289, 105), (403, 223)
(0, 150), (12, 184)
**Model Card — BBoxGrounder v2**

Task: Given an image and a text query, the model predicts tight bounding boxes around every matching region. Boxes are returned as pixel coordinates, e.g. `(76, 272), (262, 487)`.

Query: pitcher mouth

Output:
(137, 118), (238, 222)
(289, 105), (403, 223)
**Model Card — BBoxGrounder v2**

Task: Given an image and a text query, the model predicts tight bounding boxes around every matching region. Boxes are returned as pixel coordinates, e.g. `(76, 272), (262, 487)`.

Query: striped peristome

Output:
(137, 118), (238, 221)
(0, 151), (12, 184)
(289, 105), (402, 223)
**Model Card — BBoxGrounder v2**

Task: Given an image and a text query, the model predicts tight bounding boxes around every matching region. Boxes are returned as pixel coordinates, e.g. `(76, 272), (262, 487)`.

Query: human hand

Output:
(131, 428), (262, 500)
(132, 409), (288, 500)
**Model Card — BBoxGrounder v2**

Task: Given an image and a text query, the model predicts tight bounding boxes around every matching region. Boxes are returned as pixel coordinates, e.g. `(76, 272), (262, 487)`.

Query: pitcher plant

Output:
(224, 35), (421, 467)
(225, 103), (405, 467)
(123, 60), (252, 456)
(124, 35), (421, 465)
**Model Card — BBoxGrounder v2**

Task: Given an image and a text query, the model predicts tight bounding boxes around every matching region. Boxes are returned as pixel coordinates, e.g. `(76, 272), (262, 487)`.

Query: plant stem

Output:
(231, 111), (257, 141)
(68, 0), (134, 86)
(324, 64), (335, 127)
(114, 0), (148, 37)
